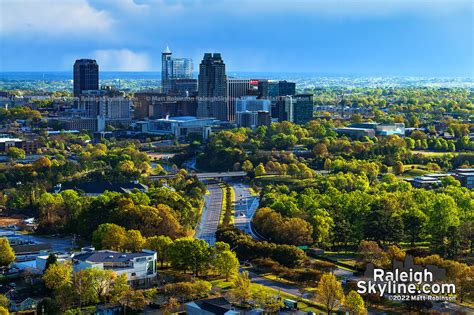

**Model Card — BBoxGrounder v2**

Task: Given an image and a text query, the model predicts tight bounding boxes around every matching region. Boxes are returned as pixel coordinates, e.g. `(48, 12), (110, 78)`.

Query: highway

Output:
(194, 182), (223, 245)
(232, 182), (262, 240)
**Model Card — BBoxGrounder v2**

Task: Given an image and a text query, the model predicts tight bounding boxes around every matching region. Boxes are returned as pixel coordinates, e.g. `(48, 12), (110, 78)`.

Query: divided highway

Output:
(194, 182), (223, 245)
(232, 182), (262, 240)
(195, 181), (262, 245)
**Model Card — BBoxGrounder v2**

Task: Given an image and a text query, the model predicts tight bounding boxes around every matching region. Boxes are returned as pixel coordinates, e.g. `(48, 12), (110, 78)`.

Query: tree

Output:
(428, 194), (460, 254)
(254, 163), (266, 177)
(121, 290), (146, 313)
(33, 156), (52, 169)
(214, 250), (239, 281)
(162, 297), (180, 315)
(357, 241), (386, 268)
(43, 263), (72, 291)
(0, 238), (15, 268)
(323, 158), (332, 171)
(345, 291), (366, 314)
(242, 160), (254, 173)
(81, 268), (117, 303)
(0, 307), (8, 315)
(110, 274), (130, 304)
(44, 253), (57, 271)
(92, 223), (126, 251)
(123, 230), (145, 252)
(164, 281), (211, 302)
(230, 271), (252, 305)
(441, 176), (461, 187)
(351, 114), (363, 123)
(315, 272), (345, 315)
(402, 209), (427, 247)
(145, 235), (173, 268)
(313, 143), (329, 157)
(253, 287), (281, 313)
(73, 269), (99, 306)
(7, 147), (25, 161)
(0, 295), (8, 309)
(393, 161), (404, 175)
(449, 263), (474, 303)
(168, 238), (212, 276)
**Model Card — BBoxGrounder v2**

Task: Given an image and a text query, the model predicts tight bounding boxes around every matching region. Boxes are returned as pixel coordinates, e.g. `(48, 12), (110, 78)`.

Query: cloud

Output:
(0, 0), (113, 35)
(140, 0), (471, 18)
(92, 49), (151, 71)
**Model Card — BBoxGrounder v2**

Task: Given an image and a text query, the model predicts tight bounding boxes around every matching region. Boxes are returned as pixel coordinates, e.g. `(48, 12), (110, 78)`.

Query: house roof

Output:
(73, 250), (154, 263)
(195, 297), (233, 315)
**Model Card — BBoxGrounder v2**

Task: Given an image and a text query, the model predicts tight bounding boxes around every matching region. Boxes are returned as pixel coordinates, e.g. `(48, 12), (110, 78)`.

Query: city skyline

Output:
(0, 0), (473, 76)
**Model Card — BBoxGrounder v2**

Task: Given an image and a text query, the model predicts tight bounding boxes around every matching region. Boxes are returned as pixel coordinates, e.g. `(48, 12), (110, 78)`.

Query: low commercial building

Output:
(72, 248), (157, 288)
(455, 168), (474, 189)
(406, 175), (443, 189)
(335, 127), (376, 139)
(0, 137), (22, 152)
(336, 122), (405, 139)
(138, 116), (215, 140)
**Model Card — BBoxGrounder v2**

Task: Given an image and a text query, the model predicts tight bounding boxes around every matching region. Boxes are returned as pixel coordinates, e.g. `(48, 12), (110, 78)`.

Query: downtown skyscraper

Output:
(73, 59), (99, 97)
(197, 53), (227, 121)
(161, 46), (194, 94)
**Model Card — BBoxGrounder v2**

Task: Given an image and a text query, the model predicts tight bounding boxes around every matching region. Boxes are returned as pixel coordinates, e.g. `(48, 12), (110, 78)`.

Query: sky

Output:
(0, 0), (473, 76)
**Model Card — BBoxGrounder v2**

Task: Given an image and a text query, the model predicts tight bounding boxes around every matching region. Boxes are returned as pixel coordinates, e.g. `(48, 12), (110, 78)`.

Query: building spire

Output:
(163, 45), (171, 54)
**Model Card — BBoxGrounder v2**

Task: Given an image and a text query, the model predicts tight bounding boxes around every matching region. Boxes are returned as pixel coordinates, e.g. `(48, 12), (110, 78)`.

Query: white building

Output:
(72, 249), (157, 287)
(138, 116), (215, 140)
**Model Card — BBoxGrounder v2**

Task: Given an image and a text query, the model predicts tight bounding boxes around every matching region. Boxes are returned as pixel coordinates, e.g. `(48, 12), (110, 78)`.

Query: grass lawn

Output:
(317, 252), (359, 270)
(210, 279), (327, 313)
(259, 273), (297, 286)
(411, 150), (464, 157)
(218, 183), (227, 225)
(228, 185), (235, 225)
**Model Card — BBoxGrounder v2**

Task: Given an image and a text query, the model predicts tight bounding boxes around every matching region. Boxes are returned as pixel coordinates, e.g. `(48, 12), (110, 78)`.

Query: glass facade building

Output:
(73, 59), (99, 97)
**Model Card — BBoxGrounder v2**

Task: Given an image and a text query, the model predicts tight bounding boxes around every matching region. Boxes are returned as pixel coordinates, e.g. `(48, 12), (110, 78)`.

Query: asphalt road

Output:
(232, 182), (261, 239)
(194, 182), (223, 245)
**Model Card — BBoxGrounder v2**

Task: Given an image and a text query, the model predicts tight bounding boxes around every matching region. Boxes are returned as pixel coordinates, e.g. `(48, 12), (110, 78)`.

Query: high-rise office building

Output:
(172, 78), (198, 97)
(161, 46), (193, 94)
(258, 80), (279, 98)
(275, 94), (313, 124)
(235, 96), (271, 129)
(73, 59), (99, 97)
(258, 80), (296, 98)
(258, 80), (296, 119)
(236, 110), (271, 130)
(278, 80), (296, 96)
(161, 46), (172, 93)
(236, 96), (271, 112)
(275, 96), (293, 122)
(292, 94), (314, 124)
(227, 78), (251, 122)
(197, 53), (227, 121)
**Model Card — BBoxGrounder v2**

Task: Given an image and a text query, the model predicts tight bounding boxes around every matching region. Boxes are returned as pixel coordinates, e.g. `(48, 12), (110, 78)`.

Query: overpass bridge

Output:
(148, 171), (247, 180)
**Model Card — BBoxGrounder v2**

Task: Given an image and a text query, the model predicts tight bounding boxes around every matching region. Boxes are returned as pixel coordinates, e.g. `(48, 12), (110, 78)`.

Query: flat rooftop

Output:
(0, 137), (22, 143)
(156, 116), (215, 122)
